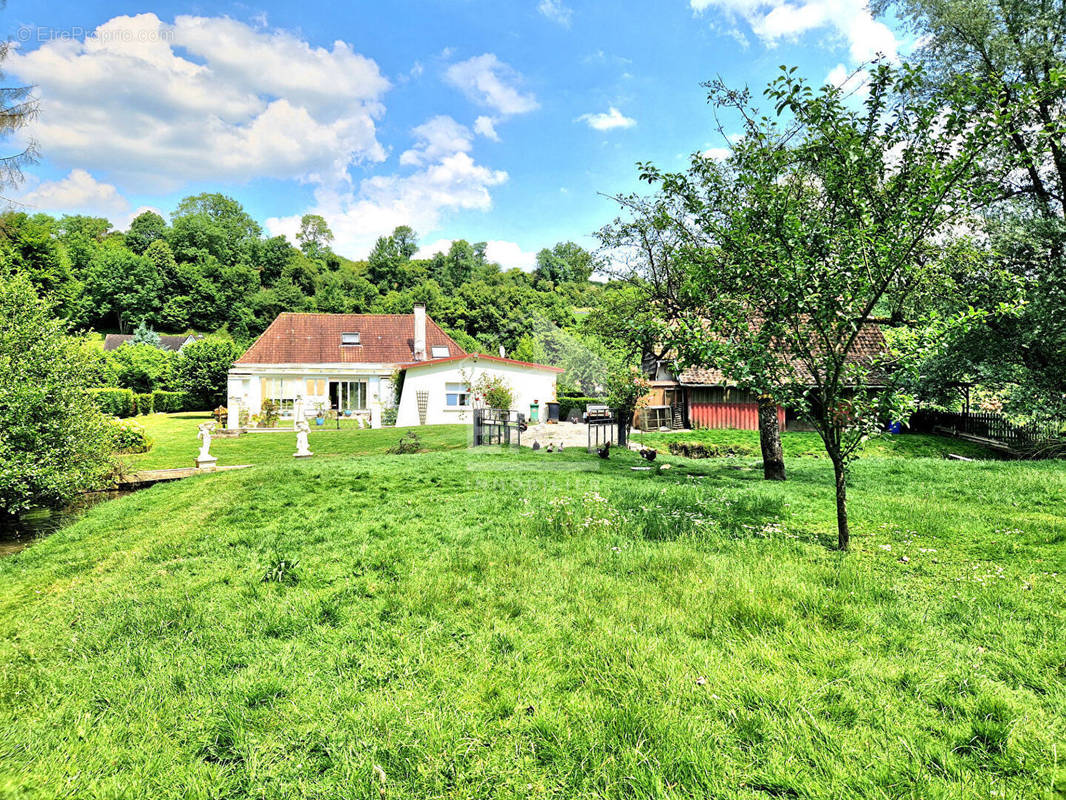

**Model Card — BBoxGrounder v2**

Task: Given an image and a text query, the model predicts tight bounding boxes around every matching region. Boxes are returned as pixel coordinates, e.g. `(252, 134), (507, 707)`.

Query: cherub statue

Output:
(197, 421), (216, 461)
(294, 417), (312, 457)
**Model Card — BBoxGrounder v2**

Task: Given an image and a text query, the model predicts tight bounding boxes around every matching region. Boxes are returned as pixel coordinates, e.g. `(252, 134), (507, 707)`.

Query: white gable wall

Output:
(395, 359), (558, 427)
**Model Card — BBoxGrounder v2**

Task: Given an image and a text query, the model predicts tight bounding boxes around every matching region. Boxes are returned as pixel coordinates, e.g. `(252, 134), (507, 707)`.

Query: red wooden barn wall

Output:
(687, 387), (785, 431)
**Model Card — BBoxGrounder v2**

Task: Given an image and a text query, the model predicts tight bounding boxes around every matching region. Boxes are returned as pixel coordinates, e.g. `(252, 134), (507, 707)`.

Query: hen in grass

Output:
(597, 441), (610, 459)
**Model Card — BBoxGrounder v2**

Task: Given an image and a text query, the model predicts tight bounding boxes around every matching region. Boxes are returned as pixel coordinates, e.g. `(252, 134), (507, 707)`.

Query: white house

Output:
(226, 306), (561, 429)
(394, 353), (563, 427)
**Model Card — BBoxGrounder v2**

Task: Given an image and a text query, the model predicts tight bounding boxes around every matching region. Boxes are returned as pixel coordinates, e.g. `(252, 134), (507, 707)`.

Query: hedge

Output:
(151, 390), (188, 413)
(87, 387), (135, 418)
(133, 393), (154, 416)
(558, 395), (605, 420)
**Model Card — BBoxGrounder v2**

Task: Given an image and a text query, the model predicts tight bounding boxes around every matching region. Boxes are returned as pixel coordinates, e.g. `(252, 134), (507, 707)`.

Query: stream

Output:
(0, 490), (136, 558)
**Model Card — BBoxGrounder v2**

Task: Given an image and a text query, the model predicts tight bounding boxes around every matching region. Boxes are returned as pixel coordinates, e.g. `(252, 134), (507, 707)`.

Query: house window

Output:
(341, 332), (361, 345)
(445, 382), (470, 407)
(431, 345), (450, 358)
(305, 379), (326, 397)
(331, 380), (367, 411)
(262, 378), (299, 416)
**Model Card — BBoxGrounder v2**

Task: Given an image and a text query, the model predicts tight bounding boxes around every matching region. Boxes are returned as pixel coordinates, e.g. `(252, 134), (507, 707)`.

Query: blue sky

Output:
(6, 0), (905, 267)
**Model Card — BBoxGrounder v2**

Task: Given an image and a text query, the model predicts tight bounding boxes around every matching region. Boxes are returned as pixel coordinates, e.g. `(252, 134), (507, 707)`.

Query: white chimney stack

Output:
(413, 304), (427, 361)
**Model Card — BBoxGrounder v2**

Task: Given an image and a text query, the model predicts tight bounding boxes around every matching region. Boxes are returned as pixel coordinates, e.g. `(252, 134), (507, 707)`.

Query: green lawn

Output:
(124, 413), (470, 470)
(636, 427), (999, 461)
(2, 439), (1064, 797)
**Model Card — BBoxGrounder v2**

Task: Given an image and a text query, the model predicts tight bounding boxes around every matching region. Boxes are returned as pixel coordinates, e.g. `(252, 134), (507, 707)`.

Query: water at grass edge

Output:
(0, 490), (138, 557)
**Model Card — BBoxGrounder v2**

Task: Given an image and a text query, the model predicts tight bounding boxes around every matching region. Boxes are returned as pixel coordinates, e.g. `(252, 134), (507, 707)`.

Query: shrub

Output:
(133, 393), (154, 415)
(108, 420), (153, 454)
(151, 390), (187, 413)
(108, 342), (174, 393)
(668, 441), (757, 459)
(88, 387), (135, 417)
(0, 276), (115, 514)
(259, 400), (280, 428)
(558, 395), (604, 419)
(382, 407), (398, 427)
(387, 431), (422, 454)
(471, 373), (514, 411)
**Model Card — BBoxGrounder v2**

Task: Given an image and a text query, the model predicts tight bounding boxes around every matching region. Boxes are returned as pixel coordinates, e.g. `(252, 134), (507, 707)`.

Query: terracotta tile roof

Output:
(103, 334), (198, 352)
(399, 353), (566, 373)
(677, 323), (889, 386)
(235, 313), (465, 365)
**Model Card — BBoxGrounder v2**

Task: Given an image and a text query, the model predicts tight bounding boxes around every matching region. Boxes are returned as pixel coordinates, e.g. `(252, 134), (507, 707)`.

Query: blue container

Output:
(886, 421), (902, 434)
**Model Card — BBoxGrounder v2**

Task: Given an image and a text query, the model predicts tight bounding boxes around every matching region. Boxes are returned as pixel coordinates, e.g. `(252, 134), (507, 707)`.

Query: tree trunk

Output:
(757, 395), (786, 481)
(832, 457), (849, 550)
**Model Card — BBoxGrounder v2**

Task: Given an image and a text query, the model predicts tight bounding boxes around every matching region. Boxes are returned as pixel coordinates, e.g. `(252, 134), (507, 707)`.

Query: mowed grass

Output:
(637, 427), (999, 460)
(124, 412), (469, 470)
(1, 443), (1065, 798)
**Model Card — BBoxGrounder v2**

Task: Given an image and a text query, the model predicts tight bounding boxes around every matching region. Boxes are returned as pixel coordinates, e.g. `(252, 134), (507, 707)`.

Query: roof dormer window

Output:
(341, 332), (361, 345)
(431, 345), (450, 358)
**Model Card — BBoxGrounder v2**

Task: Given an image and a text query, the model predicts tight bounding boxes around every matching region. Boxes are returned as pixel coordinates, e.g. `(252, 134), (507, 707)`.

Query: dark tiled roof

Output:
(103, 334), (197, 352)
(399, 353), (565, 373)
(677, 324), (889, 386)
(235, 313), (465, 365)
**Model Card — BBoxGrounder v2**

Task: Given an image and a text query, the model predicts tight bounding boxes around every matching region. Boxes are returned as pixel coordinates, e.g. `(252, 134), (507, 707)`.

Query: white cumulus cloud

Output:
(474, 115), (500, 141)
(577, 107), (637, 131)
(690, 0), (897, 62)
(538, 0), (574, 27)
(9, 13), (390, 189)
(18, 169), (129, 214)
(267, 117), (508, 259)
(444, 53), (539, 116)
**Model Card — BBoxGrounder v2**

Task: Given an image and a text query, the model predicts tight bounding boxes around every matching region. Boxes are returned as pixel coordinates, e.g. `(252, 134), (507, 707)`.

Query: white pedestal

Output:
(195, 456), (218, 471)
(294, 450), (313, 459)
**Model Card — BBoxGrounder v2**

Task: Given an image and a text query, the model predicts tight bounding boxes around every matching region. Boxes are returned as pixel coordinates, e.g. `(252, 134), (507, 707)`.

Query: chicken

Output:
(532, 441), (541, 451)
(597, 441), (610, 459)
(640, 448), (657, 461)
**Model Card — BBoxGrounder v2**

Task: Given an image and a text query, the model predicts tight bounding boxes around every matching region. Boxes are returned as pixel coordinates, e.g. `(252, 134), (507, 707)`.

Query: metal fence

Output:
(587, 411), (628, 453)
(472, 408), (525, 447)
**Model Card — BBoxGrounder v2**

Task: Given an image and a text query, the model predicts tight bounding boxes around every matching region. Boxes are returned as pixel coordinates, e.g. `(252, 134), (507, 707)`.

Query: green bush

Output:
(558, 395), (604, 420)
(151, 390), (187, 413)
(108, 420), (153, 454)
(87, 387), (135, 418)
(133, 393), (154, 415)
(667, 440), (756, 459)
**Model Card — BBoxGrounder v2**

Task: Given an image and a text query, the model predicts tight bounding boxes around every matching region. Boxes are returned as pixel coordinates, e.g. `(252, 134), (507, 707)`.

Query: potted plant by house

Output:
(314, 403), (326, 426)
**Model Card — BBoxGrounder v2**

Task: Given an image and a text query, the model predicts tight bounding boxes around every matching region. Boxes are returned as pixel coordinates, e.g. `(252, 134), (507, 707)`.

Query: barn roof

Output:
(103, 334), (198, 352)
(676, 323), (889, 387)
(235, 313), (465, 365)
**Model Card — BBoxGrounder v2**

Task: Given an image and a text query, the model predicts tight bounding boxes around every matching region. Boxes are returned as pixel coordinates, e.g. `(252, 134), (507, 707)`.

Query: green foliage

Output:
(108, 342), (174, 394)
(534, 241), (595, 284)
(150, 390), (187, 413)
(87, 388), (135, 418)
(0, 277), (114, 514)
(172, 337), (243, 409)
(124, 211), (168, 255)
(107, 420), (153, 454)
(557, 395), (604, 419)
(470, 372), (514, 411)
(132, 393), (154, 416)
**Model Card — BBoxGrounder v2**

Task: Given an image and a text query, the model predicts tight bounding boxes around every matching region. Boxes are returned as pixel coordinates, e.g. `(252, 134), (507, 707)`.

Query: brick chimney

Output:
(413, 304), (427, 361)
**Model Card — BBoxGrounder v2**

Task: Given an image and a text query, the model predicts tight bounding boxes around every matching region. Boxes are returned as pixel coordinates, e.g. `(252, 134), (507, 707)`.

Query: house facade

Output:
(226, 307), (560, 429)
(395, 354), (563, 427)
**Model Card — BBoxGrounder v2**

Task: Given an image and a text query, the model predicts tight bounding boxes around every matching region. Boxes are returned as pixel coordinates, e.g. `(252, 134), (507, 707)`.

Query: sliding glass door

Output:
(329, 380), (367, 412)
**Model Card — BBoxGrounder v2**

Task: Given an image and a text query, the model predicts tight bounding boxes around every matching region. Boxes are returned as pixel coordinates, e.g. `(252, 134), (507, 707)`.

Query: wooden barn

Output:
(637, 325), (888, 432)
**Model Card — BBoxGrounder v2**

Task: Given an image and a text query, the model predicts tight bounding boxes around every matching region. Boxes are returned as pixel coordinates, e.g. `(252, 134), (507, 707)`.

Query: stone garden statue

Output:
(294, 418), (313, 458)
(196, 421), (218, 469)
